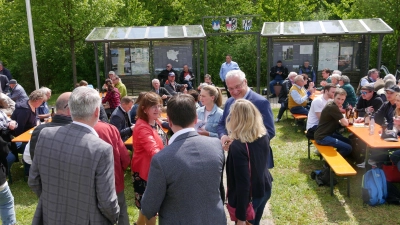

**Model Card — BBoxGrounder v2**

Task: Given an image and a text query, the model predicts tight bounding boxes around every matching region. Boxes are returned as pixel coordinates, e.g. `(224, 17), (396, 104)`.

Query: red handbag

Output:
(382, 163), (400, 182)
(226, 143), (255, 222)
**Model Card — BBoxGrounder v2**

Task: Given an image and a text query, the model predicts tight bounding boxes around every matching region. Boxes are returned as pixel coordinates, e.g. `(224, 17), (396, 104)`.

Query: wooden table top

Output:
(310, 90), (322, 101)
(12, 127), (35, 143)
(347, 124), (400, 148)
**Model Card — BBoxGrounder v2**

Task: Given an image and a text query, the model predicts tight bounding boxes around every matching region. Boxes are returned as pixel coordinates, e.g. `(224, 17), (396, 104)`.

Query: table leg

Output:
(330, 167), (333, 196)
(364, 146), (371, 171)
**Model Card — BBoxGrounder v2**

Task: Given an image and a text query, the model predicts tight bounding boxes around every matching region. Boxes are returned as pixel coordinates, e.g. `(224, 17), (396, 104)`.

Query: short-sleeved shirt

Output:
(306, 95), (328, 130)
(314, 100), (344, 141)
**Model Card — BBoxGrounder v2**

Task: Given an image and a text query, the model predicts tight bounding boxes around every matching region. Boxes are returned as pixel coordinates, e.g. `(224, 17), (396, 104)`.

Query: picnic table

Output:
(347, 124), (400, 169)
(310, 90), (321, 101)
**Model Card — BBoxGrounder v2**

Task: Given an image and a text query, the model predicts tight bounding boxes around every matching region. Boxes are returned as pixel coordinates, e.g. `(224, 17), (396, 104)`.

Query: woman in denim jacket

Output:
(196, 85), (223, 137)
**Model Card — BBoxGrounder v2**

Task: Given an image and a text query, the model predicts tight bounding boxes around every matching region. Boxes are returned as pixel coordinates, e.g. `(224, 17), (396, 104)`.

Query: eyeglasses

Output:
(227, 81), (244, 92)
(150, 105), (163, 110)
(361, 91), (370, 95)
(64, 103), (68, 109)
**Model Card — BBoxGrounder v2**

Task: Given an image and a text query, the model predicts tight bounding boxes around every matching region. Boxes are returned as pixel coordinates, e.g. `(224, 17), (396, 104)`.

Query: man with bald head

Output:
(23, 92), (73, 164)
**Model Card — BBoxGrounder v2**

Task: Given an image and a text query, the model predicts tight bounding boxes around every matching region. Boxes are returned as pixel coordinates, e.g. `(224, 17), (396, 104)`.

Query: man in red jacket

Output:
(94, 121), (131, 225)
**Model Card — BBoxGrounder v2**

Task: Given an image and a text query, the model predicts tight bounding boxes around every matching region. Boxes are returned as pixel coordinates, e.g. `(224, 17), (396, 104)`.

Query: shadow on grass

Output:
(274, 118), (306, 143)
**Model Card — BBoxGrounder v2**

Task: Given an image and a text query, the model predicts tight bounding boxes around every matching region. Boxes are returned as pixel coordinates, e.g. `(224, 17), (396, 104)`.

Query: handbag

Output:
(226, 143), (255, 222)
(382, 163), (400, 182)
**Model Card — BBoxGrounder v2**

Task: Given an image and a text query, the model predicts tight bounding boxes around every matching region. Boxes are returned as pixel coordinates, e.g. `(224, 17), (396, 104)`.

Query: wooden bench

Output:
(291, 113), (307, 130)
(310, 140), (357, 197)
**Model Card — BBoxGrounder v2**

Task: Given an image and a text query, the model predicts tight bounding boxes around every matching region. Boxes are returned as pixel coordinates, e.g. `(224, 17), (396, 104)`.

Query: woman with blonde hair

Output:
(196, 86), (223, 137)
(226, 99), (273, 225)
(131, 92), (167, 225)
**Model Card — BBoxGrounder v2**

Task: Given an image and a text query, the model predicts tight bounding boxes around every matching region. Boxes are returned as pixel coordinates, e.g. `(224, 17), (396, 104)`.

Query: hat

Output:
(9, 79), (17, 84)
(374, 79), (385, 91)
(381, 128), (399, 142)
(385, 84), (400, 93)
(361, 84), (375, 92)
(108, 71), (116, 75)
(168, 72), (175, 76)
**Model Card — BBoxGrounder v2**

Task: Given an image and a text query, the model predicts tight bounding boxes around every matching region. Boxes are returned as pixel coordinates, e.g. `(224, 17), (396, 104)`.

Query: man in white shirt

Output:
(306, 84), (336, 139)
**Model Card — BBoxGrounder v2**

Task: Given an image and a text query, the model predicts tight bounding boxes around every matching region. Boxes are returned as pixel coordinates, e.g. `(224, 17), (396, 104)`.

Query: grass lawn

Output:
(8, 108), (400, 224)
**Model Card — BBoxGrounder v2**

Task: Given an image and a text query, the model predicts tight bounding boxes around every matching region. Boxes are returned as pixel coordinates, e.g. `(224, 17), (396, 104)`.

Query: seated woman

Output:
(196, 85), (223, 137)
(225, 99), (272, 225)
(102, 78), (120, 118)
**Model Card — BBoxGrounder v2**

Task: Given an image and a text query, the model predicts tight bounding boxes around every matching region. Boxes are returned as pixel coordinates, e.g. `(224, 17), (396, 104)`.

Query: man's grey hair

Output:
(331, 74), (341, 81)
(40, 87), (51, 95)
(226, 70), (246, 82)
(204, 74), (212, 79)
(69, 87), (101, 121)
(341, 75), (350, 84)
(294, 75), (304, 83)
(332, 70), (342, 76)
(152, 79), (160, 84)
(384, 74), (396, 82)
(288, 72), (297, 78)
(368, 68), (379, 77)
(109, 71), (116, 75)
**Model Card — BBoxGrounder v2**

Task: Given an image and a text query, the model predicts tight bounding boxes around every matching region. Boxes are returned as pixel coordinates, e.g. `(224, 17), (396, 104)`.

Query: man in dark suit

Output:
(0, 75), (9, 94)
(217, 70), (276, 168)
(28, 87), (119, 225)
(164, 72), (187, 96)
(141, 94), (226, 225)
(110, 96), (135, 142)
(150, 78), (171, 106)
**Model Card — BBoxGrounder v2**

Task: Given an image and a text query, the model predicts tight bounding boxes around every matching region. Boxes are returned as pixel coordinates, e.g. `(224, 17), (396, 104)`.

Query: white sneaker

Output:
(356, 159), (376, 168)
(275, 118), (280, 122)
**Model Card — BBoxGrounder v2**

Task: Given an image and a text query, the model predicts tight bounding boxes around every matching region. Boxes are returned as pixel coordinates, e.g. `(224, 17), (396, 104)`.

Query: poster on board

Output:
(318, 42), (339, 70)
(130, 48), (149, 75)
(273, 42), (314, 73)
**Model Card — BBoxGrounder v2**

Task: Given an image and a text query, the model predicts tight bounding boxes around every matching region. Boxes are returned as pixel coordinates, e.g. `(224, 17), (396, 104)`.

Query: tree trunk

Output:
(397, 33), (400, 65)
(70, 38), (77, 86)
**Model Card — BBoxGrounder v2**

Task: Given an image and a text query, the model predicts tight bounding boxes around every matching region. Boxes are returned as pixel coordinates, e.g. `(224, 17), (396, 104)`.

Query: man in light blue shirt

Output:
(219, 54), (240, 98)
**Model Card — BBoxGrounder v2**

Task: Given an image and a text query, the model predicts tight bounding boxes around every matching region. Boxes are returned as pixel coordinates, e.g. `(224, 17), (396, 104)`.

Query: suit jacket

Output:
(28, 123), (120, 225)
(217, 89), (275, 168)
(0, 75), (9, 94)
(164, 82), (185, 96)
(110, 106), (132, 142)
(8, 84), (29, 104)
(151, 87), (171, 106)
(141, 131), (226, 225)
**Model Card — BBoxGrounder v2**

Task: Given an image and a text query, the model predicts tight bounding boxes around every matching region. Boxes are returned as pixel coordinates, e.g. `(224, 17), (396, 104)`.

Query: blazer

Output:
(0, 75), (9, 94)
(164, 82), (185, 96)
(28, 123), (120, 225)
(151, 87), (172, 106)
(217, 89), (275, 168)
(141, 131), (226, 225)
(110, 106), (132, 142)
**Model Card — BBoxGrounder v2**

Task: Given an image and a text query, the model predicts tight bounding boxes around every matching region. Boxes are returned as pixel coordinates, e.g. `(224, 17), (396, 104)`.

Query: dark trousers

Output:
(223, 81), (231, 98)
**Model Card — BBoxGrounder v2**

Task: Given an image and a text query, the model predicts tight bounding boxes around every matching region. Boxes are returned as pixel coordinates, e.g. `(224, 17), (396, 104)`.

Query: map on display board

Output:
(272, 42), (314, 72)
(153, 45), (193, 70)
(130, 47), (149, 75)
(318, 42), (339, 70)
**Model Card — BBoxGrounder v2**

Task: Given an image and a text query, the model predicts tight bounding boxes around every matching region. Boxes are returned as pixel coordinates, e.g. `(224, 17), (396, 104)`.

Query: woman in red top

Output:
(102, 78), (120, 117)
(131, 92), (167, 225)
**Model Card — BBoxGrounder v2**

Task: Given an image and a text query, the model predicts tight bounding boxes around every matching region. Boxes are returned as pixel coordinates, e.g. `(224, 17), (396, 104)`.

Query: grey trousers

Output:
(117, 191), (130, 225)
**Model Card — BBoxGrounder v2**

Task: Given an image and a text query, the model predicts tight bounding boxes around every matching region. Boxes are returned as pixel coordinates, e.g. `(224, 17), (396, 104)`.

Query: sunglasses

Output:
(361, 91), (370, 95)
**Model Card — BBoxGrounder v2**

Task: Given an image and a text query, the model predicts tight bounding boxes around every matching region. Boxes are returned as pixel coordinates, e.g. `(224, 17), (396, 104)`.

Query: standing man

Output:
(28, 87), (120, 225)
(0, 61), (12, 81)
(158, 64), (178, 87)
(141, 94), (226, 224)
(8, 79), (29, 104)
(269, 60), (288, 98)
(150, 79), (171, 106)
(314, 88), (352, 158)
(306, 84), (336, 139)
(110, 96), (135, 142)
(217, 70), (275, 168)
(112, 75), (127, 99)
(94, 121), (130, 225)
(219, 54), (240, 98)
(299, 60), (316, 83)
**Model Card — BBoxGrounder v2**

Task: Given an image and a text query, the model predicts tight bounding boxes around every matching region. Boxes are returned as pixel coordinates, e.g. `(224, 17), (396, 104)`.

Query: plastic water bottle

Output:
(369, 116), (375, 135)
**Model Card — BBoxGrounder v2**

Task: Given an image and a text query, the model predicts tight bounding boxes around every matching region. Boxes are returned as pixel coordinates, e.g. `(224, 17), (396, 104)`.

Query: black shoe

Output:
(269, 94), (277, 98)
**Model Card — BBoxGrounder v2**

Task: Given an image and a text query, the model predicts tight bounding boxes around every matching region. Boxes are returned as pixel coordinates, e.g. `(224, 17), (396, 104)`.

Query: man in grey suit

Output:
(28, 87), (120, 225)
(8, 79), (29, 104)
(141, 94), (226, 225)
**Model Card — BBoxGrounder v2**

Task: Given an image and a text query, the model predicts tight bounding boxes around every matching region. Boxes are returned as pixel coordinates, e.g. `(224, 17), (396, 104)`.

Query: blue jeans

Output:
(290, 106), (309, 115)
(316, 133), (352, 157)
(248, 189), (272, 225)
(269, 78), (284, 95)
(0, 183), (16, 225)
